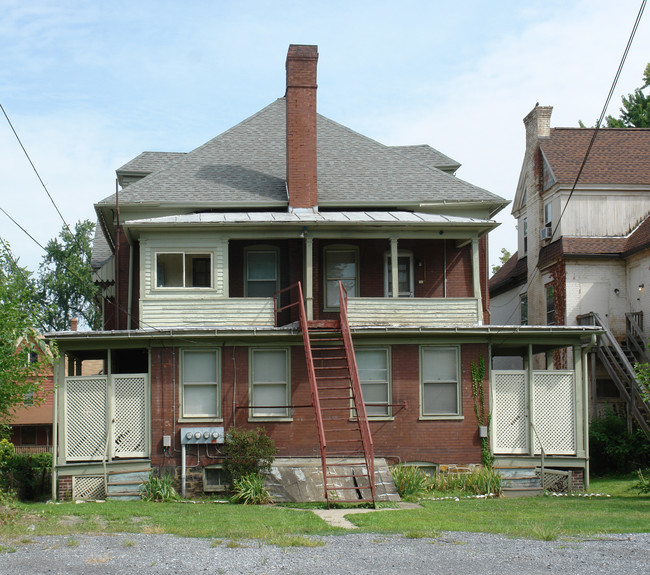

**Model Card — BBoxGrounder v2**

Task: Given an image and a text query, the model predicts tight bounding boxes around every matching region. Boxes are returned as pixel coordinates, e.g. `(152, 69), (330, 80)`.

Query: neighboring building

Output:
(48, 47), (597, 502)
(490, 105), (650, 436)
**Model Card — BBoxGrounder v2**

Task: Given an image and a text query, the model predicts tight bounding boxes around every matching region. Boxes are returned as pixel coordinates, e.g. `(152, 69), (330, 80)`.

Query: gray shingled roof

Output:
(116, 151), (187, 175)
(91, 221), (113, 270)
(97, 98), (505, 209)
(389, 144), (461, 173)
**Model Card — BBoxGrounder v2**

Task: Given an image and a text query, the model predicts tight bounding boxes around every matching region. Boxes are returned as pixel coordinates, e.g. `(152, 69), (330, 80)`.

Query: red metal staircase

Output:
(278, 282), (376, 507)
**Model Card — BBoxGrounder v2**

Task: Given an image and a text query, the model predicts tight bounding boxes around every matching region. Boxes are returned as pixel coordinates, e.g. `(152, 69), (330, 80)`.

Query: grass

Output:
(0, 476), (647, 542)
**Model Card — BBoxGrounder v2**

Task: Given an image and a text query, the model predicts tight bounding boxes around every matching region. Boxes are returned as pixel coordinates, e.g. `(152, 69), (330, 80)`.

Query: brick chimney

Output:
(523, 104), (553, 140)
(70, 318), (78, 332)
(285, 44), (318, 211)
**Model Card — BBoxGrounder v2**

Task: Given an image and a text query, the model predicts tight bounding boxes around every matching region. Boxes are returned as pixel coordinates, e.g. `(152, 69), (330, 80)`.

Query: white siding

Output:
(490, 284), (527, 325)
(347, 297), (480, 326)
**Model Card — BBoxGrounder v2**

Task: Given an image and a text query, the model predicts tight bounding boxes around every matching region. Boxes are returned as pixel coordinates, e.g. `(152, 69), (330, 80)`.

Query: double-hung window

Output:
(420, 346), (461, 417)
(156, 253), (212, 288)
(324, 247), (358, 309)
(356, 348), (391, 417)
(384, 251), (414, 297)
(181, 350), (220, 419)
(250, 349), (290, 418)
(520, 293), (528, 326)
(245, 247), (279, 297)
(546, 284), (555, 326)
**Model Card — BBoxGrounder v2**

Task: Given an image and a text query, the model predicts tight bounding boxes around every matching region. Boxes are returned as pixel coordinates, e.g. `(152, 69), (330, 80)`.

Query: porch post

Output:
(472, 238), (483, 325)
(304, 237), (314, 320)
(527, 343), (534, 456)
(390, 236), (399, 299)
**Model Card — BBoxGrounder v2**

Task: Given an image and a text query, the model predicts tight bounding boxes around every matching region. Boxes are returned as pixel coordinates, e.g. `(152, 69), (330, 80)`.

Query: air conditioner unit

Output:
(540, 227), (552, 241)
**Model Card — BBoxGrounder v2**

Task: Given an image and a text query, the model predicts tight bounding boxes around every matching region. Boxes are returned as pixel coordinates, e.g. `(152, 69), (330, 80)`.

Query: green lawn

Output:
(1, 476), (648, 542)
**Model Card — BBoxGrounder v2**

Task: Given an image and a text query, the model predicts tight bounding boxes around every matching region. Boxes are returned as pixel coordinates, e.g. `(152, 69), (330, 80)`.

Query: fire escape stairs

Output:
(582, 312), (650, 439)
(277, 281), (376, 508)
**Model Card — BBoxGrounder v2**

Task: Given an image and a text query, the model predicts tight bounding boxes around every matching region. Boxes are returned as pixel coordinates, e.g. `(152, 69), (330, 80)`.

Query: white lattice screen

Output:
(72, 475), (105, 500)
(533, 371), (576, 455)
(65, 377), (108, 460)
(114, 376), (147, 458)
(64, 374), (148, 462)
(492, 371), (528, 454)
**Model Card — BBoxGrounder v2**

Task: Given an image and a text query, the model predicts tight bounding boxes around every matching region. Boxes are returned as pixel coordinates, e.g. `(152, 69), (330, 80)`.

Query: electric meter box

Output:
(180, 427), (225, 445)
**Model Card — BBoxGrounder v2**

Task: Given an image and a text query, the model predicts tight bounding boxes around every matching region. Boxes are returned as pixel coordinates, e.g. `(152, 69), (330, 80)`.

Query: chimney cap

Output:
(286, 44), (318, 59)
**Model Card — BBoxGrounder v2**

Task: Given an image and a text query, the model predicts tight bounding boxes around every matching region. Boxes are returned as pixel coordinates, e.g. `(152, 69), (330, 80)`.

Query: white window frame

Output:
(180, 349), (221, 420)
(323, 245), (359, 311)
(520, 293), (528, 326)
(523, 217), (528, 255)
(544, 202), (552, 232)
(249, 348), (291, 420)
(383, 250), (414, 297)
(244, 245), (280, 297)
(155, 252), (213, 289)
(420, 345), (462, 419)
(356, 347), (392, 418)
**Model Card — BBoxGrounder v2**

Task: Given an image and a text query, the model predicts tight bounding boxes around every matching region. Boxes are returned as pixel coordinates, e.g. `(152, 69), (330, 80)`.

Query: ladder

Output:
(294, 282), (376, 507)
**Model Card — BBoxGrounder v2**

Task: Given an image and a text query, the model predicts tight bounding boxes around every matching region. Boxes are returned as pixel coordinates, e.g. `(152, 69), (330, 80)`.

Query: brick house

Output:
(490, 105), (650, 438)
(48, 47), (597, 501)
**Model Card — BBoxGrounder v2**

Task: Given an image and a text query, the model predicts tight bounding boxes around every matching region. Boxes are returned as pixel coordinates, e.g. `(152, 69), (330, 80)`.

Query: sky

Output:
(1, 0), (649, 274)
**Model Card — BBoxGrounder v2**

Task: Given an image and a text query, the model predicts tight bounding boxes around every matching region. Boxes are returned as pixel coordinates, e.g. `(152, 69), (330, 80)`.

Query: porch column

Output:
(472, 238), (483, 325)
(304, 237), (314, 320)
(390, 236), (399, 299)
(527, 343), (535, 455)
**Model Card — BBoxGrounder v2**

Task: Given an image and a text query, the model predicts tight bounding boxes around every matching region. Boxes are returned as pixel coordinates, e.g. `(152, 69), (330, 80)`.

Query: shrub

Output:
(390, 464), (429, 500)
(0, 439), (52, 501)
(141, 472), (180, 502)
(633, 469), (650, 494)
(589, 410), (650, 474)
(221, 427), (277, 482)
(230, 473), (273, 505)
(428, 467), (502, 496)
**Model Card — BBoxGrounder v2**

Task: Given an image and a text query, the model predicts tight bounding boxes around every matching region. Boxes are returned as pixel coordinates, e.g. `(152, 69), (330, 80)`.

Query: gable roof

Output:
(489, 252), (527, 296)
(97, 99), (506, 212)
(540, 128), (650, 186)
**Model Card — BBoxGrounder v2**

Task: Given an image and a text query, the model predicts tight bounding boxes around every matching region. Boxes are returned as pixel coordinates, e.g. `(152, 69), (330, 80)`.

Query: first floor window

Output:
(324, 247), (358, 309)
(546, 285), (555, 325)
(356, 348), (391, 417)
(156, 252), (212, 288)
(182, 350), (220, 418)
(251, 349), (289, 417)
(421, 346), (460, 416)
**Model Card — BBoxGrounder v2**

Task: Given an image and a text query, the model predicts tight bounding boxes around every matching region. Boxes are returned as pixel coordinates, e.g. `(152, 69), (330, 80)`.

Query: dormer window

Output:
(156, 253), (212, 288)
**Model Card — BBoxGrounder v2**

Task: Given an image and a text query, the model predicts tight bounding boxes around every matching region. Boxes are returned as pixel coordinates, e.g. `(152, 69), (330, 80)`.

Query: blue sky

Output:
(1, 0), (649, 272)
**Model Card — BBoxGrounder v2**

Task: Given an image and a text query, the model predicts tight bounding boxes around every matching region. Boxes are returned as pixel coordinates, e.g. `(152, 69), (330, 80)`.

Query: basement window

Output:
(203, 464), (230, 492)
(156, 252), (212, 288)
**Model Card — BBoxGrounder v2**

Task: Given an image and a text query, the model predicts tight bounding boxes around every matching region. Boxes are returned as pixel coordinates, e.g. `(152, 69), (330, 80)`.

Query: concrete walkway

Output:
(311, 502), (420, 529)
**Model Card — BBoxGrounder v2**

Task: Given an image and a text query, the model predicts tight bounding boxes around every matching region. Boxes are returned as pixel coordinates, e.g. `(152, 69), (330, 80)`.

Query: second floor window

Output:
(520, 294), (528, 325)
(384, 251), (414, 297)
(523, 217), (528, 254)
(245, 247), (279, 297)
(324, 247), (358, 309)
(156, 253), (212, 288)
(546, 285), (555, 325)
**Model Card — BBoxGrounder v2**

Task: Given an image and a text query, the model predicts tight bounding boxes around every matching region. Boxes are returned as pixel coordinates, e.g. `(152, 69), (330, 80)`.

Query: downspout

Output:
(127, 243), (134, 330)
(582, 334), (597, 491)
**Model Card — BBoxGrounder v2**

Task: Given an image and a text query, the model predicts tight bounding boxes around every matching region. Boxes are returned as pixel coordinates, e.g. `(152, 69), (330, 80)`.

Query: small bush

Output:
(230, 473), (272, 505)
(141, 472), (180, 502)
(428, 467), (502, 496)
(221, 427), (277, 482)
(0, 439), (52, 501)
(589, 411), (650, 474)
(633, 469), (650, 494)
(390, 464), (429, 500)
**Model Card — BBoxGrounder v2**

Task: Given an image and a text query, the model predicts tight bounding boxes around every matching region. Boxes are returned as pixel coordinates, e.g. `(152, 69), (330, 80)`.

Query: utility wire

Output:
(492, 0), (646, 328)
(0, 102), (89, 261)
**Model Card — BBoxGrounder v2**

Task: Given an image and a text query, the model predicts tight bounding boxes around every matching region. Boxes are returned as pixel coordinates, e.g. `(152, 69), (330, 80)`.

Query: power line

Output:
(0, 102), (89, 261)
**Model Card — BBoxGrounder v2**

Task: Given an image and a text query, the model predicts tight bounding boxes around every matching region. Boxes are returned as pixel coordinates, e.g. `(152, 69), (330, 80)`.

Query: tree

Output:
(491, 247), (512, 275)
(37, 220), (101, 331)
(0, 239), (55, 423)
(605, 63), (650, 128)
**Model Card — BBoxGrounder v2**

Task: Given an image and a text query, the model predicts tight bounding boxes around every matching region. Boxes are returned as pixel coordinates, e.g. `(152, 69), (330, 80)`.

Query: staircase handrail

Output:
(338, 282), (376, 502)
(294, 282), (328, 472)
(626, 312), (648, 364)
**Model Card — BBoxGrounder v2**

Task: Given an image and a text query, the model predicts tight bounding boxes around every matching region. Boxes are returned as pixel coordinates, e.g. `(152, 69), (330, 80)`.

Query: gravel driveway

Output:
(1, 532), (648, 575)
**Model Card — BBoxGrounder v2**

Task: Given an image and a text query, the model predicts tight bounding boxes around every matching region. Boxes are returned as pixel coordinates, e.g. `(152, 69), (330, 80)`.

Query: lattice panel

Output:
(72, 475), (105, 500)
(113, 376), (147, 458)
(492, 371), (529, 454)
(539, 469), (572, 493)
(533, 372), (576, 455)
(65, 377), (107, 460)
